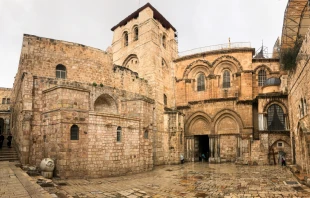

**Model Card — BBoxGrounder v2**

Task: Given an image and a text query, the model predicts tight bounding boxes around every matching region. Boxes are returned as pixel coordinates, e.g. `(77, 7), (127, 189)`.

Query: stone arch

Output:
(185, 111), (212, 135)
(132, 25), (139, 41)
(263, 100), (288, 114)
(212, 55), (243, 72)
(183, 59), (212, 79)
(215, 114), (239, 134)
(94, 94), (118, 114)
(213, 109), (244, 133)
(123, 54), (139, 71)
(213, 61), (239, 76)
(253, 64), (272, 74)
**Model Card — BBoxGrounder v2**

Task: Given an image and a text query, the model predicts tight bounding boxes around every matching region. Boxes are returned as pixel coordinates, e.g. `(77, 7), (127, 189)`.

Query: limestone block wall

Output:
(288, 29), (310, 172)
(0, 88), (11, 111)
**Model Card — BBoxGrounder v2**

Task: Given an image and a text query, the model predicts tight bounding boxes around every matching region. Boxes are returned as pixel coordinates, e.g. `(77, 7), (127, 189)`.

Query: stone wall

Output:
(288, 29), (310, 172)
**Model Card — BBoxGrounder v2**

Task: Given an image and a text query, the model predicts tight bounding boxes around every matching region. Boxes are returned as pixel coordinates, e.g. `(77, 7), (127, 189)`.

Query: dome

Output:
(263, 78), (281, 86)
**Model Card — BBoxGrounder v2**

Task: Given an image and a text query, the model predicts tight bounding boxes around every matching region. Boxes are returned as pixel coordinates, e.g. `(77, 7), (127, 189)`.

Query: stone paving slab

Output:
(38, 163), (310, 198)
(0, 161), (52, 198)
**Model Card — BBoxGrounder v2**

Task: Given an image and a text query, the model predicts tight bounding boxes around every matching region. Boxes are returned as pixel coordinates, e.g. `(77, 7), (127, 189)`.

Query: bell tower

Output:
(111, 3), (181, 165)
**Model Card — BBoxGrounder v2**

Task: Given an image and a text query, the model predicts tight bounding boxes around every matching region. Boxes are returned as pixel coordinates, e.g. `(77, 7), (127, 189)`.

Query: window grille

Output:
(258, 70), (266, 86)
(56, 64), (66, 79)
(223, 70), (230, 88)
(117, 126), (122, 142)
(70, 125), (79, 140)
(267, 104), (285, 130)
(197, 74), (205, 91)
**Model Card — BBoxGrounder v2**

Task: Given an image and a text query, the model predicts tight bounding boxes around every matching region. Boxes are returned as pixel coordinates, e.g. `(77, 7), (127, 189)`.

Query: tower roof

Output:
(111, 3), (176, 32)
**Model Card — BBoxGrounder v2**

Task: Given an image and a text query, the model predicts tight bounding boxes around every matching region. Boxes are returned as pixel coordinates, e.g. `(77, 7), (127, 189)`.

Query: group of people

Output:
(0, 134), (12, 149)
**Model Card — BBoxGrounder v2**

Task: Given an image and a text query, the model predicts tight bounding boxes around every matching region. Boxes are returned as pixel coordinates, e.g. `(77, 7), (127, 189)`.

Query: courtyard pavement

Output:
(40, 162), (310, 198)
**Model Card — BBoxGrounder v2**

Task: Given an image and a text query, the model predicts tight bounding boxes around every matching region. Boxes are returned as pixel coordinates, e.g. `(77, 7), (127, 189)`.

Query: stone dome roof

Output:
(264, 77), (281, 86)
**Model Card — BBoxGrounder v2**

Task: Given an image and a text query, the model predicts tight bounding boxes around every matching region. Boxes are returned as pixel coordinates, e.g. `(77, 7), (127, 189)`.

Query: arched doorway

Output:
(185, 113), (211, 162)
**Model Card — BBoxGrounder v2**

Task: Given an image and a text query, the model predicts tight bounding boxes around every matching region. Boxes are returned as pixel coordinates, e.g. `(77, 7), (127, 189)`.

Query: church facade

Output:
(7, 3), (295, 178)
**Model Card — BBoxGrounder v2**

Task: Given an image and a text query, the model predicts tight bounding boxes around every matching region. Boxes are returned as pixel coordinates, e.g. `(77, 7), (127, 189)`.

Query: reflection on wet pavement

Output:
(43, 163), (310, 197)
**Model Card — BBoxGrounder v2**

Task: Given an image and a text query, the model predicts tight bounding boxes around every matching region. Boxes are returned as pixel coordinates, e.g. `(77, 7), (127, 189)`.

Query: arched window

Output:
(267, 104), (285, 131)
(133, 26), (138, 41)
(197, 73), (205, 91)
(304, 98), (307, 115)
(70, 125), (79, 140)
(164, 94), (167, 106)
(162, 35), (166, 48)
(301, 98), (305, 117)
(56, 64), (66, 79)
(117, 126), (122, 142)
(223, 70), (230, 88)
(258, 69), (266, 86)
(144, 130), (148, 139)
(124, 31), (128, 46)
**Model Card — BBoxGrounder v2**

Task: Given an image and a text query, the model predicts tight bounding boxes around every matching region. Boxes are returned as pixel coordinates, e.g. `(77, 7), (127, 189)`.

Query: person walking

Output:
(180, 154), (184, 164)
(282, 156), (286, 166)
(7, 134), (12, 148)
(0, 134), (4, 149)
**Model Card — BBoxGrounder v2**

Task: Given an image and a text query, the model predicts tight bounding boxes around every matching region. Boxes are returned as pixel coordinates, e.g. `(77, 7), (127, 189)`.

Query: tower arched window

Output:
(304, 98), (307, 115)
(117, 126), (122, 142)
(301, 98), (305, 118)
(162, 35), (166, 48)
(124, 31), (128, 46)
(70, 125), (79, 140)
(164, 94), (167, 106)
(258, 69), (266, 86)
(223, 70), (230, 88)
(56, 64), (66, 79)
(267, 104), (285, 131)
(133, 26), (138, 41)
(197, 73), (205, 91)
(144, 130), (148, 139)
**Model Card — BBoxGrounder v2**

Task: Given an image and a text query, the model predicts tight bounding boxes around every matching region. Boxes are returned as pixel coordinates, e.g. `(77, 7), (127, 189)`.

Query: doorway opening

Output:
(196, 135), (209, 161)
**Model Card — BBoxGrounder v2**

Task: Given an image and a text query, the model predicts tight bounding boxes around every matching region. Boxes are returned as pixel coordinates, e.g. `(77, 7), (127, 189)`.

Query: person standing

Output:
(180, 154), (184, 164)
(7, 134), (12, 148)
(282, 156), (286, 166)
(0, 134), (4, 149)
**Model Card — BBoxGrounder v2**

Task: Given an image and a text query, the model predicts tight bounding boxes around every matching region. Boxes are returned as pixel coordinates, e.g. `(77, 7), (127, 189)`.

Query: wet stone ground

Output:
(39, 163), (310, 198)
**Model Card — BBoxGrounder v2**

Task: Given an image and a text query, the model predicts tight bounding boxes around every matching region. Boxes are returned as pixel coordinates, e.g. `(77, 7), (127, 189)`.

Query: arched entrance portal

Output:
(185, 114), (212, 162)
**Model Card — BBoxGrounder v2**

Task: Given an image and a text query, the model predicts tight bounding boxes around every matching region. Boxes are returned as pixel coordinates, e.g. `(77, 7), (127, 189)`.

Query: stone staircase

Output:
(0, 140), (19, 162)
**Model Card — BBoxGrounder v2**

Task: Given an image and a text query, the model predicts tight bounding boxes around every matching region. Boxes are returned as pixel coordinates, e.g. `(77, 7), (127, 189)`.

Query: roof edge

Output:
(111, 3), (176, 32)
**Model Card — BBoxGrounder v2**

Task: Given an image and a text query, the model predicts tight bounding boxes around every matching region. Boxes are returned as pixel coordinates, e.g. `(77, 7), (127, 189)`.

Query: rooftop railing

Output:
(178, 42), (252, 57)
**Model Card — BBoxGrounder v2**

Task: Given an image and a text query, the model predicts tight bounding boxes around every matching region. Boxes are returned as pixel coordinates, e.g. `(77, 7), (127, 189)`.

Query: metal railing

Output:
(178, 42), (251, 57)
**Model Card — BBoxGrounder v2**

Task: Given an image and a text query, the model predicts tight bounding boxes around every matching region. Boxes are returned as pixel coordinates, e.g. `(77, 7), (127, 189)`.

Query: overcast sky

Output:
(0, 0), (287, 88)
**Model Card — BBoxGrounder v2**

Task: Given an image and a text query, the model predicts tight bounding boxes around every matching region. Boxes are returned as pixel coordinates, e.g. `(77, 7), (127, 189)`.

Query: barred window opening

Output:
(117, 126), (122, 142)
(267, 104), (285, 131)
(258, 70), (266, 86)
(223, 70), (230, 88)
(56, 64), (66, 79)
(70, 125), (79, 140)
(197, 74), (205, 91)
(164, 94), (167, 106)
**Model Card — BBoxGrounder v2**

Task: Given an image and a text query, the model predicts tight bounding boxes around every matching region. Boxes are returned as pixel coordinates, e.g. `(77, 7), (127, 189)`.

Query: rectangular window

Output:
(117, 131), (121, 142)
(2, 98), (5, 104)
(6, 98), (10, 104)
(277, 142), (283, 148)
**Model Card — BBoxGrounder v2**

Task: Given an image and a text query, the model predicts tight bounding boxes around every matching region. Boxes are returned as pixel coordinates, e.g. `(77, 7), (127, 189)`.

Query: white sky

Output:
(0, 0), (288, 88)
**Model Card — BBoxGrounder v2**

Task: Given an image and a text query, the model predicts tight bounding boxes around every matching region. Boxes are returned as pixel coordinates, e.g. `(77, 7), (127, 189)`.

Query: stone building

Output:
(0, 88), (11, 136)
(9, 3), (292, 178)
(282, 0), (310, 174)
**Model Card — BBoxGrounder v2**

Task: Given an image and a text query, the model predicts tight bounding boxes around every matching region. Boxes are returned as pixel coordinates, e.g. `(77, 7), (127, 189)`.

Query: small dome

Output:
(263, 78), (281, 86)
